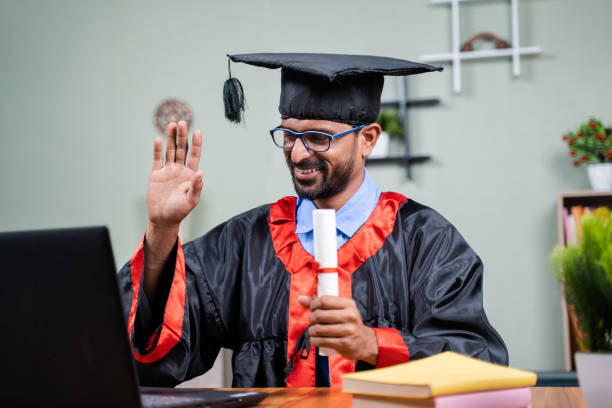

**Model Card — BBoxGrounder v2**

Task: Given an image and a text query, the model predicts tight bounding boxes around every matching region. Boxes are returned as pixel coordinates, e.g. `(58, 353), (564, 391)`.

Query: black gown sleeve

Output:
(129, 241), (178, 354)
(401, 203), (508, 365)
(116, 217), (246, 386)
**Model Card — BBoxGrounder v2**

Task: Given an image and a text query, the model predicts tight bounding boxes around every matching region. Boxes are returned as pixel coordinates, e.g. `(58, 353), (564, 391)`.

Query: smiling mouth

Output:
(295, 167), (320, 175)
(293, 166), (324, 184)
(288, 157), (326, 184)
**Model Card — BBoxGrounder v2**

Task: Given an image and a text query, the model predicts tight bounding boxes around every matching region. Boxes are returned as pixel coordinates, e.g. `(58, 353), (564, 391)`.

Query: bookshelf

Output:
(556, 190), (612, 370)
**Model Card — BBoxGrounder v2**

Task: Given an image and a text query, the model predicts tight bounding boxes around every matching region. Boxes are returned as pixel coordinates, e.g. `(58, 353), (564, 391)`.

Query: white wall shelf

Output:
(420, 0), (542, 93)
(420, 46), (541, 63)
(431, 0), (504, 4)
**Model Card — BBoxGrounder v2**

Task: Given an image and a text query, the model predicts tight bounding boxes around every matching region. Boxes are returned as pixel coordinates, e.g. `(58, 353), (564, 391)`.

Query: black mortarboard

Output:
(223, 53), (442, 125)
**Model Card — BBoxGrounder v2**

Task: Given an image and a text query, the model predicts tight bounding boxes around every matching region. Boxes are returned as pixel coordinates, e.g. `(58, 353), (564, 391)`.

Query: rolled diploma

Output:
(313, 209), (338, 356)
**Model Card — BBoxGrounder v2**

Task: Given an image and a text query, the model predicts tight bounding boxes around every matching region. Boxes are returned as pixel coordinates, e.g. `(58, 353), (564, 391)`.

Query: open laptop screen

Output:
(0, 227), (266, 408)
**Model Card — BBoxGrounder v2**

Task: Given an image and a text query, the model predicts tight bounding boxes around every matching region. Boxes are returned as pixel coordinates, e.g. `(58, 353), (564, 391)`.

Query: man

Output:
(117, 53), (508, 388)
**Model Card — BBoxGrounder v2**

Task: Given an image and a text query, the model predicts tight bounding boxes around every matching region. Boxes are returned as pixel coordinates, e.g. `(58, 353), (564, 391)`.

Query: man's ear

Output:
(360, 123), (382, 158)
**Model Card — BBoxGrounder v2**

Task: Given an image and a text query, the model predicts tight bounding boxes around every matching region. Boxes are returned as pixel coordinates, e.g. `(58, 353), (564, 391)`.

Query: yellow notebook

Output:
(342, 351), (537, 398)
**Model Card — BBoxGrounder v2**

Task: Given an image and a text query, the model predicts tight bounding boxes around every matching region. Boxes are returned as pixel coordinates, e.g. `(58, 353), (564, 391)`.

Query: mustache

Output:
(287, 158), (327, 171)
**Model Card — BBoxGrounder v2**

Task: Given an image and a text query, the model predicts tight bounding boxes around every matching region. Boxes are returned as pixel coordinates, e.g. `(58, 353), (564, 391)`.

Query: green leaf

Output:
(376, 109), (403, 137)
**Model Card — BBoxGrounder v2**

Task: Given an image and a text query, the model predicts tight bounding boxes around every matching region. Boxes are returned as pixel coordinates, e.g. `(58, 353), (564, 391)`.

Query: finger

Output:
(189, 170), (204, 203)
(165, 122), (177, 164)
(187, 129), (202, 171)
(310, 336), (349, 352)
(309, 295), (352, 311)
(298, 295), (313, 308)
(309, 308), (354, 325)
(175, 120), (188, 164)
(309, 323), (355, 338)
(152, 137), (163, 170)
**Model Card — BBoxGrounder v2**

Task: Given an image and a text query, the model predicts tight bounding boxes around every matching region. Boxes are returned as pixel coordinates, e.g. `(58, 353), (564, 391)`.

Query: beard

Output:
(286, 155), (355, 200)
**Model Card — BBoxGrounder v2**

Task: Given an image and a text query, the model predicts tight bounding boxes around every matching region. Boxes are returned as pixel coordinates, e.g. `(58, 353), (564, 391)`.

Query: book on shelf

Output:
(564, 210), (576, 244)
(352, 387), (532, 408)
(563, 205), (598, 244)
(570, 206), (584, 241)
(342, 351), (536, 402)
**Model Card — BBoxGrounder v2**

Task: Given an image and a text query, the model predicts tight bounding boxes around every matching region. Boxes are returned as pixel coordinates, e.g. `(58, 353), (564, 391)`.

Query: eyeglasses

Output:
(269, 125), (367, 152)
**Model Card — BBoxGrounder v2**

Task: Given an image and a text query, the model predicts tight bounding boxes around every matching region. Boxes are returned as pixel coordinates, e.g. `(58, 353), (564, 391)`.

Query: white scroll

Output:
(313, 209), (338, 356)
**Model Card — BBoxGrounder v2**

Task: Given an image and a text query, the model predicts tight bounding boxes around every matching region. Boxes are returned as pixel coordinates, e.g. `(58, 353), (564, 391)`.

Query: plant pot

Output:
(575, 352), (612, 408)
(369, 131), (390, 159)
(586, 163), (612, 191)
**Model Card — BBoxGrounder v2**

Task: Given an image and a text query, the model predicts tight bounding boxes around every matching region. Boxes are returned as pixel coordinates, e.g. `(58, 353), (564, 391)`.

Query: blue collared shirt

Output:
(295, 169), (382, 255)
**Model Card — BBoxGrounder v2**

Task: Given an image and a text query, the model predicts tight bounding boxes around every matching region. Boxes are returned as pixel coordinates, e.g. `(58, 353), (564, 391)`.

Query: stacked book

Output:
(342, 352), (537, 408)
(563, 205), (594, 244)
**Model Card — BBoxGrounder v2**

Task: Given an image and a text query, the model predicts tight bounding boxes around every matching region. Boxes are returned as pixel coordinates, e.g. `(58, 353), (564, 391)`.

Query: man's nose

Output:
(290, 136), (313, 163)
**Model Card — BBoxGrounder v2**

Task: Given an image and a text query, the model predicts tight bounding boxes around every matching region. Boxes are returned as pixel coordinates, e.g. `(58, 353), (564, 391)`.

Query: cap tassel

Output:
(223, 57), (245, 123)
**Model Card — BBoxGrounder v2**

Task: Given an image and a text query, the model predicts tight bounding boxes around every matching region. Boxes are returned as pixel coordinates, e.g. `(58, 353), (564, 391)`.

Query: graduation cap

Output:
(223, 53), (442, 125)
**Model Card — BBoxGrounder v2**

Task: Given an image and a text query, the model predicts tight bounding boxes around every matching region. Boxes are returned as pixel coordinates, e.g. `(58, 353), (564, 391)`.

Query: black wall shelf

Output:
(367, 155), (431, 165)
(380, 97), (440, 108)
(367, 78), (440, 179)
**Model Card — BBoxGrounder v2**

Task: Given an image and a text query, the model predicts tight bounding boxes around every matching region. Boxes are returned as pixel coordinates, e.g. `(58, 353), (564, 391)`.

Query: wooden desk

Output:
(237, 387), (586, 408)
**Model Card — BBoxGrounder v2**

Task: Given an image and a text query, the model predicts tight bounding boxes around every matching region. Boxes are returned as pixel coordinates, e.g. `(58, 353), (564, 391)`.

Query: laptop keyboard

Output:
(141, 393), (211, 408)
(139, 388), (266, 408)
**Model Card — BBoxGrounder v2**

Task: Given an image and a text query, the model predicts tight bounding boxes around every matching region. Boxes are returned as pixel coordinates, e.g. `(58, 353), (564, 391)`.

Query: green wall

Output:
(2, 0), (611, 371)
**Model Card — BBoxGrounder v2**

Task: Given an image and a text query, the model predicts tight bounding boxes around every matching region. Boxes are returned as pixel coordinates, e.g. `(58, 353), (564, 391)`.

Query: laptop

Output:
(0, 226), (267, 408)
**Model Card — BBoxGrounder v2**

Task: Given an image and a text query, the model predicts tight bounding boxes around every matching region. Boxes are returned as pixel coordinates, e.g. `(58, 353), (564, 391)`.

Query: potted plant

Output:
(550, 208), (612, 407)
(370, 109), (403, 158)
(562, 118), (612, 190)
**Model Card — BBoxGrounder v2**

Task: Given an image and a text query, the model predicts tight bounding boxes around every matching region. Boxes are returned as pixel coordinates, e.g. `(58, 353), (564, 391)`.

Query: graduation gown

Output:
(117, 192), (508, 387)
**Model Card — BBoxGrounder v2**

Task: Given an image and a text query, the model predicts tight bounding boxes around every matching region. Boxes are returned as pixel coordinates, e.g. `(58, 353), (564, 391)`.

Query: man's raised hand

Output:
(143, 121), (203, 299)
(147, 121), (204, 230)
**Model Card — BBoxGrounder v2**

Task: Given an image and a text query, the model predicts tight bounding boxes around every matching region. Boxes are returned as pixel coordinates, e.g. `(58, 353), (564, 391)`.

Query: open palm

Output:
(147, 121), (203, 228)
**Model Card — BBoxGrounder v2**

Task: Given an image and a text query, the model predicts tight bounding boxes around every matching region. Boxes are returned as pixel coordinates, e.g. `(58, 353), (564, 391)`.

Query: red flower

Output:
(568, 138), (575, 146)
(577, 131), (583, 138)
(594, 132), (601, 140)
(562, 134), (568, 141)
(590, 121), (596, 129)
(573, 160), (580, 167)
(570, 150), (576, 157)
(581, 154), (589, 162)
(607, 151), (612, 158)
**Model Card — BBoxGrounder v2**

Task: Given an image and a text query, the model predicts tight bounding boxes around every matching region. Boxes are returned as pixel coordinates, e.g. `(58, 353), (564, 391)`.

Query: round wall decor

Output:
(153, 98), (193, 135)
